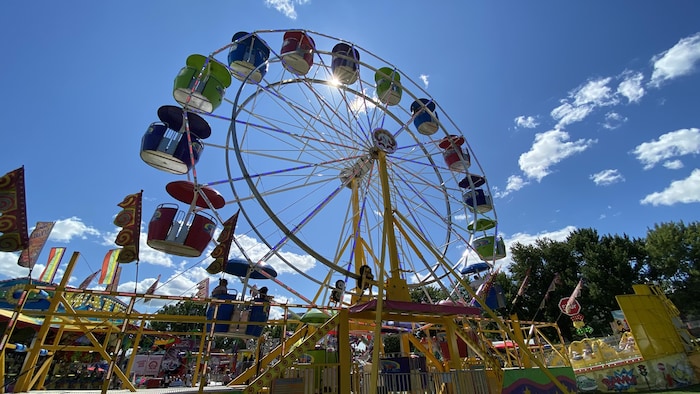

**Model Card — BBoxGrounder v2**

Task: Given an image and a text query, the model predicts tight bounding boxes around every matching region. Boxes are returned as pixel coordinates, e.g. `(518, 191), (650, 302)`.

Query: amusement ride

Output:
(2, 29), (698, 394)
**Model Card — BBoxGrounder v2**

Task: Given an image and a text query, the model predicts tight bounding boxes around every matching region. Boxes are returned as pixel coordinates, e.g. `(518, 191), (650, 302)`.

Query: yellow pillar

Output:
(376, 150), (410, 302)
(14, 252), (79, 392)
(443, 319), (462, 371)
(510, 314), (532, 368)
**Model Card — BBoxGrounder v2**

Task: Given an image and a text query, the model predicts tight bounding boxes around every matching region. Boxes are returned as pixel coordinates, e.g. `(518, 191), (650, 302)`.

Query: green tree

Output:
(569, 229), (646, 336)
(409, 285), (449, 303)
(509, 238), (579, 339)
(508, 229), (648, 340)
(148, 300), (242, 351)
(150, 300), (206, 333)
(645, 221), (700, 319)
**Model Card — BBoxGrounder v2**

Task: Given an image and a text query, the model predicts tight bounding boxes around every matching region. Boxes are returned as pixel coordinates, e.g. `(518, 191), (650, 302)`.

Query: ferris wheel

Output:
(141, 29), (505, 306)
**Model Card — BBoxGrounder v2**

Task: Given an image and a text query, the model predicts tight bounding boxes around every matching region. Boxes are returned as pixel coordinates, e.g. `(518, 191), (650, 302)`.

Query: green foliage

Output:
(383, 334), (401, 354)
(645, 221), (700, 319)
(149, 300), (242, 351)
(150, 300), (206, 333)
(505, 221), (700, 341)
(409, 285), (449, 303)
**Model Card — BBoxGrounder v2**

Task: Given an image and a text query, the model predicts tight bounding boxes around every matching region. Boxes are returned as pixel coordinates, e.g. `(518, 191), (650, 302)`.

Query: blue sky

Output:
(1, 1), (699, 313)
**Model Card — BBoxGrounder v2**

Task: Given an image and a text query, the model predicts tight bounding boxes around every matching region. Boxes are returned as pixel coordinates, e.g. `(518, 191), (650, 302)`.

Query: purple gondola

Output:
(140, 105), (211, 175)
(331, 43), (360, 84)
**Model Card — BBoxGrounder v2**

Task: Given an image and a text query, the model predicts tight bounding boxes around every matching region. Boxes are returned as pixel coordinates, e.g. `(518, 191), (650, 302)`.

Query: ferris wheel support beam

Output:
(376, 150), (410, 302)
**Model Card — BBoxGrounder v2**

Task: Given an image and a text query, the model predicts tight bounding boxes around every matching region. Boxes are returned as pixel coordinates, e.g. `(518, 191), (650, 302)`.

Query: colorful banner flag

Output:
(99, 249), (121, 285)
(105, 266), (122, 292)
(17, 221), (55, 268)
(206, 210), (240, 274)
(538, 273), (562, 310)
(511, 266), (532, 306)
(565, 278), (584, 314)
(195, 278), (209, 298)
(39, 247), (66, 283)
(143, 274), (161, 303)
(145, 275), (161, 295)
(0, 167), (29, 253)
(113, 191), (142, 264)
(78, 270), (100, 289)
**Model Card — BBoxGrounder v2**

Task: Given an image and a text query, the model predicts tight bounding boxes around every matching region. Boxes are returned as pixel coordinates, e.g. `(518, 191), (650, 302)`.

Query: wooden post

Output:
(337, 308), (351, 394)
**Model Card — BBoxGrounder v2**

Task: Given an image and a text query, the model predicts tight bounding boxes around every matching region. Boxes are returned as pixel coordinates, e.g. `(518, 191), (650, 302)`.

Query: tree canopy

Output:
(505, 221), (699, 341)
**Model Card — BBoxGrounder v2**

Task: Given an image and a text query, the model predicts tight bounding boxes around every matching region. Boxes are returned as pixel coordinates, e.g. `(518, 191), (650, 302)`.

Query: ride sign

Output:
(559, 297), (581, 316)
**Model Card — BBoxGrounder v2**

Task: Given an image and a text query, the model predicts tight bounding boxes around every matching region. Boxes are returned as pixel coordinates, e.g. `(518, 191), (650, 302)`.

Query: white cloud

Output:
(649, 32), (700, 87)
(551, 77), (620, 129)
(263, 0), (310, 20)
(550, 102), (594, 129)
(514, 115), (539, 129)
(590, 169), (625, 186)
(50, 217), (101, 242)
(617, 71), (645, 103)
(663, 160), (684, 170)
(518, 129), (597, 181)
(101, 224), (175, 268)
(419, 74), (429, 89)
(349, 92), (376, 114)
(602, 111), (627, 130)
(632, 128), (700, 169)
(0, 251), (29, 279)
(235, 233), (316, 275)
(495, 175), (529, 198)
(572, 77), (618, 107)
(505, 226), (577, 246)
(498, 226), (577, 270)
(640, 168), (700, 206)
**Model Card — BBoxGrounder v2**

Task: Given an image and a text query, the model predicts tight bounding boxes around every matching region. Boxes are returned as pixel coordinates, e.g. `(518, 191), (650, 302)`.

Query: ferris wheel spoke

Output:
(204, 30), (502, 304)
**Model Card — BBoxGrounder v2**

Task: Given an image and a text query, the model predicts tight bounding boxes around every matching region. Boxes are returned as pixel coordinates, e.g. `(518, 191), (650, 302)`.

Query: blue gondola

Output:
(410, 99), (439, 135)
(206, 258), (278, 338)
(229, 31), (270, 84)
(140, 105), (211, 175)
(463, 188), (493, 213)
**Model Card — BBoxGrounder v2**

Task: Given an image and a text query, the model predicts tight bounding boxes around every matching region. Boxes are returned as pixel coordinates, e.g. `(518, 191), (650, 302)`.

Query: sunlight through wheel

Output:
(214, 30), (503, 304)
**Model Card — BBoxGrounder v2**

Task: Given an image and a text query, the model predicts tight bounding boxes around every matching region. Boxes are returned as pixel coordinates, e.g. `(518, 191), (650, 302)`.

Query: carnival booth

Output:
(140, 105), (211, 175)
(229, 31), (271, 84)
(147, 181), (224, 258)
(173, 54), (232, 113)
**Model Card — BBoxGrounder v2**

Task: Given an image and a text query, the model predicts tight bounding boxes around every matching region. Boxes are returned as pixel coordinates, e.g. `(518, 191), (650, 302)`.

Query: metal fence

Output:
(273, 366), (489, 394)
